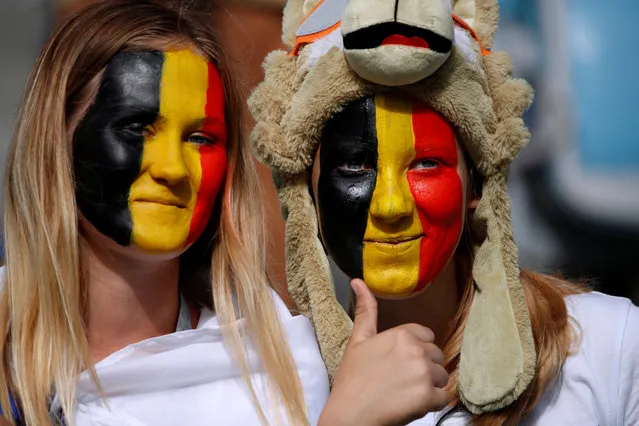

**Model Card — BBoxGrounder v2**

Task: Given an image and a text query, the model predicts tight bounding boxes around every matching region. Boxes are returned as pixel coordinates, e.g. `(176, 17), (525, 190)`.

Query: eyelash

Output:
(121, 122), (148, 136)
(411, 159), (440, 170)
(337, 162), (373, 174)
(188, 133), (214, 145)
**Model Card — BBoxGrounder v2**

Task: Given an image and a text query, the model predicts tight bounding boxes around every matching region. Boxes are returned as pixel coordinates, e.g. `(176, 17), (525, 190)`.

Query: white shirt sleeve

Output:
(619, 299), (639, 424)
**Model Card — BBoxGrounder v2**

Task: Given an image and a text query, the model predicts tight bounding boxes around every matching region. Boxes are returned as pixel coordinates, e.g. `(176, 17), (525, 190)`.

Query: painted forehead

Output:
(91, 49), (225, 122)
(321, 95), (457, 157)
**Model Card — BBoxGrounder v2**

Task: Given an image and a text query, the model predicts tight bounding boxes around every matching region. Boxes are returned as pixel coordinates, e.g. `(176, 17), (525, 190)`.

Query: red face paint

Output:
(186, 63), (227, 246)
(408, 106), (463, 291)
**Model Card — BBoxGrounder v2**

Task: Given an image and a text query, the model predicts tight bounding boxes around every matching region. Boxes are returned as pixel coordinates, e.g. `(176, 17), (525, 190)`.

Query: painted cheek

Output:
(317, 97), (378, 280)
(408, 106), (463, 289)
(186, 63), (227, 246)
(73, 51), (163, 246)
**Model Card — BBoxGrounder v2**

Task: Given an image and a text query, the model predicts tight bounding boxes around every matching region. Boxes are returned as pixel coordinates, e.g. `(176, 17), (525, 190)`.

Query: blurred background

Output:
(0, 0), (637, 305)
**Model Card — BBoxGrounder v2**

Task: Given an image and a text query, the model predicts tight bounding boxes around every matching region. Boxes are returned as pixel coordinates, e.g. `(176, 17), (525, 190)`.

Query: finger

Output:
(423, 343), (445, 366)
(350, 279), (378, 343)
(430, 363), (450, 389)
(428, 388), (453, 412)
(394, 323), (435, 344)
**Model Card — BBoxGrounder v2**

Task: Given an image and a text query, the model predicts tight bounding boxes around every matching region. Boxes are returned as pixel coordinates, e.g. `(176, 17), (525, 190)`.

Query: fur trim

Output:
(282, 0), (305, 48)
(474, 0), (500, 49)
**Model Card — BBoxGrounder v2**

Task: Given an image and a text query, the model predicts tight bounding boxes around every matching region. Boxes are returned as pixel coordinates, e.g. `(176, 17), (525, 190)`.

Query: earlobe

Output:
(468, 198), (480, 210)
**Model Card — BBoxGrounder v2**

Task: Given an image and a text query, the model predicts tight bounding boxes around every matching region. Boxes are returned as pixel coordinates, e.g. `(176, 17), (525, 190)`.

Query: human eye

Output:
(337, 161), (371, 172)
(121, 122), (148, 136)
(410, 159), (440, 171)
(187, 132), (214, 145)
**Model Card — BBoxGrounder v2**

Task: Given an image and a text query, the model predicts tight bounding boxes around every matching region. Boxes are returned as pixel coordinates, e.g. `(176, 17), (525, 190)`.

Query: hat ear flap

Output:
(452, 0), (499, 49)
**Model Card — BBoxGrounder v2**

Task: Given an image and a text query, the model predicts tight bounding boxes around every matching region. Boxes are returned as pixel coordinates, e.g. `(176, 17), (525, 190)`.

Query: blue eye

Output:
(188, 133), (213, 145)
(411, 159), (440, 170)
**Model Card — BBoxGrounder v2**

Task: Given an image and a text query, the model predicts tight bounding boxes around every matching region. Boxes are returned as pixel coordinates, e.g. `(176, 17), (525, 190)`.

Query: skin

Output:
(314, 95), (466, 298)
(314, 96), (480, 425)
(74, 49), (227, 256)
(72, 46), (227, 362)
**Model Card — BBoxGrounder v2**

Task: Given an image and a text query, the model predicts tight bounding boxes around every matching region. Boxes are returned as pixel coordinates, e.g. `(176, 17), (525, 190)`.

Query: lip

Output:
(364, 234), (423, 245)
(132, 199), (187, 209)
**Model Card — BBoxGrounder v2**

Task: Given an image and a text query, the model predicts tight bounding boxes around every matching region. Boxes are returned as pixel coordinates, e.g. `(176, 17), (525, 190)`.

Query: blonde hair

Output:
(0, 1), (307, 424)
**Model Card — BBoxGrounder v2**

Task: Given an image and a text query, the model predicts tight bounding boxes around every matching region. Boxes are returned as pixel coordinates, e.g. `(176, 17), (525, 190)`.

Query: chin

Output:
(130, 239), (189, 260)
(368, 280), (431, 300)
(364, 270), (423, 300)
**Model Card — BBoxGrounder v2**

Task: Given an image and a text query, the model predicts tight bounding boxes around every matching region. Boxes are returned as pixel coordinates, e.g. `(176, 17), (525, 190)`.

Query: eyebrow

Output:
(152, 116), (225, 130)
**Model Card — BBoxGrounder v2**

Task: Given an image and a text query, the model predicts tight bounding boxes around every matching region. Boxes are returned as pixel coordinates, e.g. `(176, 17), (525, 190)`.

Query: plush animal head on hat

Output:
(289, 0), (493, 85)
(249, 0), (535, 415)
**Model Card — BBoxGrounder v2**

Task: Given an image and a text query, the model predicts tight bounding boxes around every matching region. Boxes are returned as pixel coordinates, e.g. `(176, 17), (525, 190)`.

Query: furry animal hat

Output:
(248, 0), (534, 414)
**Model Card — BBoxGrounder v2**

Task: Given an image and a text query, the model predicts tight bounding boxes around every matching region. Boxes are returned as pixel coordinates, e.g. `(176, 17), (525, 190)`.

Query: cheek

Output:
(186, 144), (227, 245)
(407, 170), (464, 223)
(316, 170), (376, 279)
(407, 169), (464, 289)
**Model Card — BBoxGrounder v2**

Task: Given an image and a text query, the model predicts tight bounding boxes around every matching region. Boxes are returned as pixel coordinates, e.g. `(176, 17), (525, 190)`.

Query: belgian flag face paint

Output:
(74, 50), (227, 254)
(318, 95), (463, 297)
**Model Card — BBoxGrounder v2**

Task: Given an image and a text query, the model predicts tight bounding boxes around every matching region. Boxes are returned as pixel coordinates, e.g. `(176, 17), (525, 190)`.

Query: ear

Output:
(452, 0), (499, 50)
(282, 0), (323, 48)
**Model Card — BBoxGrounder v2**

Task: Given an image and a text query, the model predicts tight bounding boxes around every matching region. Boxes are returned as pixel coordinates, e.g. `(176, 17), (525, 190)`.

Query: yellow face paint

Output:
(129, 50), (226, 254)
(362, 96), (424, 297)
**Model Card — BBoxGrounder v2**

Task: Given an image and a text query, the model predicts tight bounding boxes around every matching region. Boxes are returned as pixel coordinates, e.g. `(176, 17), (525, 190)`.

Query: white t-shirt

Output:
(66, 291), (329, 425)
(410, 292), (639, 425)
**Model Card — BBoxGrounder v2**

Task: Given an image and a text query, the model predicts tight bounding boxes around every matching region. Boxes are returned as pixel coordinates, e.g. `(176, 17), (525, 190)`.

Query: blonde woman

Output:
(0, 1), (335, 424)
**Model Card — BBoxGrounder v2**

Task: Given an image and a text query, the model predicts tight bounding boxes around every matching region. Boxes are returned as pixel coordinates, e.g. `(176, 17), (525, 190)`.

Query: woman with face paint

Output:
(248, 0), (639, 424)
(0, 1), (331, 425)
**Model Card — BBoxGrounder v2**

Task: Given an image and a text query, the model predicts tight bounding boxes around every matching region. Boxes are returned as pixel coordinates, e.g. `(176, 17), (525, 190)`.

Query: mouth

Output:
(133, 199), (187, 209)
(364, 234), (423, 245)
(343, 22), (452, 53)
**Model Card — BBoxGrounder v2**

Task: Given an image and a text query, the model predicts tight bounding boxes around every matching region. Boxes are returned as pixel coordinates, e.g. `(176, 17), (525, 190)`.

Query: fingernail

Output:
(350, 279), (361, 296)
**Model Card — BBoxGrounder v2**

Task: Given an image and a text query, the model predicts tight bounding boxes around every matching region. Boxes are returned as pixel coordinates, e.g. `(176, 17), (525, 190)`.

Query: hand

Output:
(318, 279), (450, 426)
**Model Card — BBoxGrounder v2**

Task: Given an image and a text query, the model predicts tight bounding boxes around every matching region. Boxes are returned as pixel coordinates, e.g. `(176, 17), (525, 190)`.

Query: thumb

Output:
(350, 278), (378, 343)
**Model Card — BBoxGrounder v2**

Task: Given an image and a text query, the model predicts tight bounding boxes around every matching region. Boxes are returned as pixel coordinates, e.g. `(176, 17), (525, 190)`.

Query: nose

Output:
(147, 131), (189, 185)
(369, 172), (414, 223)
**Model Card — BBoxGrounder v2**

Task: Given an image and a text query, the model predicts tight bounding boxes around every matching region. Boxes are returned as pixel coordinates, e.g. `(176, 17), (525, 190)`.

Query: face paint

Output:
(318, 98), (378, 279)
(74, 50), (227, 254)
(317, 95), (463, 297)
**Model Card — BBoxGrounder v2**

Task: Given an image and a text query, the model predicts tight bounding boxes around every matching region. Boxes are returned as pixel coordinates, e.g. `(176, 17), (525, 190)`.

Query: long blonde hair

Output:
(0, 1), (307, 424)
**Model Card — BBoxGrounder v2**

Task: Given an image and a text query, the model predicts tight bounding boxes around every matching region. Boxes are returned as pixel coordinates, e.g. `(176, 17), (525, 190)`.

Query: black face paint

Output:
(74, 51), (163, 245)
(317, 97), (378, 279)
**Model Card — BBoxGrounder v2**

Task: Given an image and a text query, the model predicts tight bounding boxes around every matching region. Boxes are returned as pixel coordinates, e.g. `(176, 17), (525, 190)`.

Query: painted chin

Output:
(363, 236), (422, 297)
(129, 205), (194, 254)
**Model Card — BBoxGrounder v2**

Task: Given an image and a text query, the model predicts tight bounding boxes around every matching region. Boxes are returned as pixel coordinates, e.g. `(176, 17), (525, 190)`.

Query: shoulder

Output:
(564, 291), (638, 372)
(526, 291), (639, 425)
(565, 291), (636, 347)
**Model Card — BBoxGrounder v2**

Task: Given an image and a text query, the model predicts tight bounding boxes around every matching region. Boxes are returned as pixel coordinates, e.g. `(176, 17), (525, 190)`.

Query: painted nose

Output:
(369, 173), (414, 222)
(148, 132), (189, 185)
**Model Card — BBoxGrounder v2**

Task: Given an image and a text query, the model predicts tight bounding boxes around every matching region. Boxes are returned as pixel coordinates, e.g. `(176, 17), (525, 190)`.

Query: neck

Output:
(82, 238), (182, 363)
(376, 260), (460, 347)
